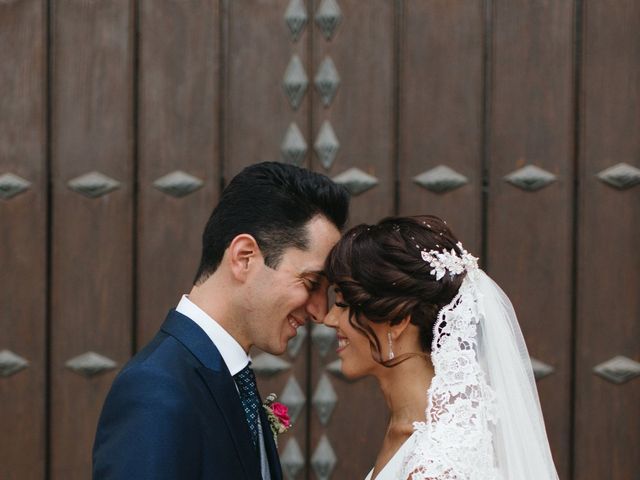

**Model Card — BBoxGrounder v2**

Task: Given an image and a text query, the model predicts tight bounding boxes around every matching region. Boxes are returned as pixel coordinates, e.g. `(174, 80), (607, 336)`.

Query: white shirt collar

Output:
(175, 295), (250, 376)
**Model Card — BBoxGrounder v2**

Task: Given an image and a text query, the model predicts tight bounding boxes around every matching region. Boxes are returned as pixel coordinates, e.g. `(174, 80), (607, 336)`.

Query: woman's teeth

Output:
(338, 337), (350, 349)
(288, 317), (300, 329)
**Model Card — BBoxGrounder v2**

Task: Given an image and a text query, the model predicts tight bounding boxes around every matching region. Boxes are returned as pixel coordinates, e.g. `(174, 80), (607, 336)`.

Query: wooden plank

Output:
(225, 1), (313, 477)
(0, 0), (46, 478)
(225, 0), (310, 177)
(50, 0), (133, 478)
(575, 2), (640, 479)
(310, 1), (395, 478)
(399, 0), (484, 255)
(488, 1), (574, 477)
(312, 0), (395, 226)
(137, 0), (220, 346)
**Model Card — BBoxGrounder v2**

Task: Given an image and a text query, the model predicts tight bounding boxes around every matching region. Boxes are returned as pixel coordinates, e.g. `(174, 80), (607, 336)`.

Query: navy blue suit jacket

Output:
(93, 310), (283, 480)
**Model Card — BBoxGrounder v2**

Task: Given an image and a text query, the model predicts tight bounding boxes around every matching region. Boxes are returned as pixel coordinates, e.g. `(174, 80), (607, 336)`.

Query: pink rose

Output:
(271, 402), (291, 428)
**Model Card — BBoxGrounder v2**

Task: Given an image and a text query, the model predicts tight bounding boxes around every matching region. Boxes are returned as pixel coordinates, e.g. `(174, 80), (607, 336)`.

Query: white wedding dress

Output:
(362, 249), (559, 480)
(364, 432), (418, 480)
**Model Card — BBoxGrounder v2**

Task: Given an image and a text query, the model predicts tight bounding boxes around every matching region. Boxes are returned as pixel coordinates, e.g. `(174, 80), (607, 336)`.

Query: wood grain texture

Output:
(575, 2), (640, 479)
(312, 0), (395, 226)
(137, 0), (220, 346)
(488, 1), (575, 477)
(225, 0), (310, 178)
(0, 0), (46, 478)
(50, 0), (133, 478)
(399, 0), (484, 254)
(310, 1), (395, 478)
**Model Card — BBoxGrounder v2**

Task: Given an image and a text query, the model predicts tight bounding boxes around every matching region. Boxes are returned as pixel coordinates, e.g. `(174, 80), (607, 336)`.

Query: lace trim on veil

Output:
(402, 272), (502, 480)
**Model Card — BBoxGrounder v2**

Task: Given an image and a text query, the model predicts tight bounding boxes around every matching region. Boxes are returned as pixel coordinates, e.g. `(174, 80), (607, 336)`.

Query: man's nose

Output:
(306, 291), (328, 323)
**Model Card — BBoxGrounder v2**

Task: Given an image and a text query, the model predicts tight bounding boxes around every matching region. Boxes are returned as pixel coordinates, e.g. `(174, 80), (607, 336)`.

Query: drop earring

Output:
(387, 332), (395, 360)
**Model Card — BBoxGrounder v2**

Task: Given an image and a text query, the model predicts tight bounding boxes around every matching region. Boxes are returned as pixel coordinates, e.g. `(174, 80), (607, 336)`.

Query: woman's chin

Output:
(340, 363), (366, 381)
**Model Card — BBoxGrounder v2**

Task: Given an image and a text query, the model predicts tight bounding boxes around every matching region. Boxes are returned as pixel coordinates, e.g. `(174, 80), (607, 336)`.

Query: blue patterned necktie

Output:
(234, 363), (261, 450)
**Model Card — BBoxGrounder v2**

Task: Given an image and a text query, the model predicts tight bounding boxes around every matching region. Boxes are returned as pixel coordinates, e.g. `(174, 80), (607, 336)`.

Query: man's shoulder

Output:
(117, 329), (197, 382)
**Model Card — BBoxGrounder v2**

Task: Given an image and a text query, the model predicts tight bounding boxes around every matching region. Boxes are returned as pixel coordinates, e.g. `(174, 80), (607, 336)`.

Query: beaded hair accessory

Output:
(419, 241), (479, 280)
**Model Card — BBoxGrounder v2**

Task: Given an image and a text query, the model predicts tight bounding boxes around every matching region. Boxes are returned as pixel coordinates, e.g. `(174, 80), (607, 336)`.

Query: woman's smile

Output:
(336, 334), (350, 352)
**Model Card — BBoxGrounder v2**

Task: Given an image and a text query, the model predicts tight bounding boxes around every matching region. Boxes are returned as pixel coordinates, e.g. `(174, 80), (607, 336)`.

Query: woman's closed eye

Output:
(333, 289), (349, 308)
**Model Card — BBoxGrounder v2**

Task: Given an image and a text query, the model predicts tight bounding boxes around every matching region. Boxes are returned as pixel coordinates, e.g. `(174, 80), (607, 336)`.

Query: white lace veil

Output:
(402, 248), (559, 480)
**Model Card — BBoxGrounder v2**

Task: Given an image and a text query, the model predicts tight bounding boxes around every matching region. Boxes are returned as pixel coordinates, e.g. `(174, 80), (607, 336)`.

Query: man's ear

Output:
(227, 234), (261, 282)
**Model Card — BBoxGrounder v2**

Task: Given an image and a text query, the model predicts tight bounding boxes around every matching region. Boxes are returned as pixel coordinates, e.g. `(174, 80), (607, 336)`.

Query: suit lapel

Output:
(161, 310), (261, 479)
(197, 367), (261, 479)
(259, 404), (284, 480)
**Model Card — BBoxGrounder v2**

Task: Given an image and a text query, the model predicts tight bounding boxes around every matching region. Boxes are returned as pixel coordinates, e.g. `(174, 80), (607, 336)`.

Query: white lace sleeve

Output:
(402, 276), (502, 480)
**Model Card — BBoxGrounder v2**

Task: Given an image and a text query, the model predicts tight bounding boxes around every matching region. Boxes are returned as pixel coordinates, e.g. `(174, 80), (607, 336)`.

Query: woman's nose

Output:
(322, 306), (339, 327)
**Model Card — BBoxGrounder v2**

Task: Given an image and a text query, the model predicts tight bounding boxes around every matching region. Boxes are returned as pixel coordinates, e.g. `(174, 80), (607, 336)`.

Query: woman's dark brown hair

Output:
(325, 215), (466, 366)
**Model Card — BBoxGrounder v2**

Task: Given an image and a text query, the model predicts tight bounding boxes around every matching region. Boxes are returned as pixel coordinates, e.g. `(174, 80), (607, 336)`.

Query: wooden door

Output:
(1, 1), (639, 479)
(0, 1), (47, 479)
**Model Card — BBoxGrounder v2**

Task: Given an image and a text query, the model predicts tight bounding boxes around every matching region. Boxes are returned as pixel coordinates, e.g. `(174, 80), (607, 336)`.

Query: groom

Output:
(93, 162), (349, 479)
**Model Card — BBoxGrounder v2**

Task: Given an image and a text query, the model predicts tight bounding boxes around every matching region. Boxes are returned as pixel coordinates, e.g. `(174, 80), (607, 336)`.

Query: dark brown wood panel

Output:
(488, 1), (574, 477)
(399, 0), (484, 254)
(137, 0), (220, 346)
(310, 1), (395, 478)
(225, 0), (311, 177)
(0, 1), (46, 478)
(312, 0), (395, 226)
(225, 1), (314, 477)
(575, 2), (640, 479)
(50, 0), (133, 478)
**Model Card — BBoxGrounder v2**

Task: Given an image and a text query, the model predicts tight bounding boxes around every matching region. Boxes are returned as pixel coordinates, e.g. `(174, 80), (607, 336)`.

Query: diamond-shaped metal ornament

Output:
(284, 0), (308, 42)
(0, 173), (31, 200)
(314, 57), (340, 107)
(332, 167), (379, 196)
(315, 0), (342, 40)
(311, 323), (336, 357)
(281, 437), (305, 480)
(314, 121), (339, 169)
(67, 171), (121, 198)
(0, 350), (29, 377)
(65, 351), (117, 377)
(153, 170), (204, 198)
(311, 435), (337, 480)
(280, 376), (306, 423)
(283, 55), (309, 110)
(252, 353), (292, 377)
(596, 162), (640, 190)
(530, 358), (555, 381)
(593, 355), (640, 384)
(288, 325), (308, 358)
(312, 374), (338, 425)
(504, 165), (557, 192)
(413, 165), (468, 194)
(281, 123), (308, 166)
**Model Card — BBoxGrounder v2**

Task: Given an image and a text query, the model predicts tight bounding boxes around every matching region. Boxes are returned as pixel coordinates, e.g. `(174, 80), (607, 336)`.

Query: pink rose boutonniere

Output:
(263, 393), (291, 446)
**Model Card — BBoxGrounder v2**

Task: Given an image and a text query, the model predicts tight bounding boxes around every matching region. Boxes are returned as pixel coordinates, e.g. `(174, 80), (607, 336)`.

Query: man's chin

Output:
(259, 341), (287, 356)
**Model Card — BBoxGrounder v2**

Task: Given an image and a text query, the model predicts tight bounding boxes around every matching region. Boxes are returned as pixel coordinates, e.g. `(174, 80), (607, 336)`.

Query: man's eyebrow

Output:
(301, 269), (325, 276)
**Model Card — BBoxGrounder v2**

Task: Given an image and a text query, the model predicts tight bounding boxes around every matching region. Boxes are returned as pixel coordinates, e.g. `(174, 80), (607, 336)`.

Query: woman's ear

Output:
(227, 234), (261, 282)
(390, 315), (413, 340)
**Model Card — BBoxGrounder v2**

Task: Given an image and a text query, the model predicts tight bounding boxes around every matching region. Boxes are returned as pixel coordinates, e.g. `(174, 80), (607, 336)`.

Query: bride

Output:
(323, 215), (559, 480)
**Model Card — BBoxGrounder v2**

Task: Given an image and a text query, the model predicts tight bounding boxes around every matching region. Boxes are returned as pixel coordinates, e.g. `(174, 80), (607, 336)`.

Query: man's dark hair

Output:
(194, 162), (349, 284)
